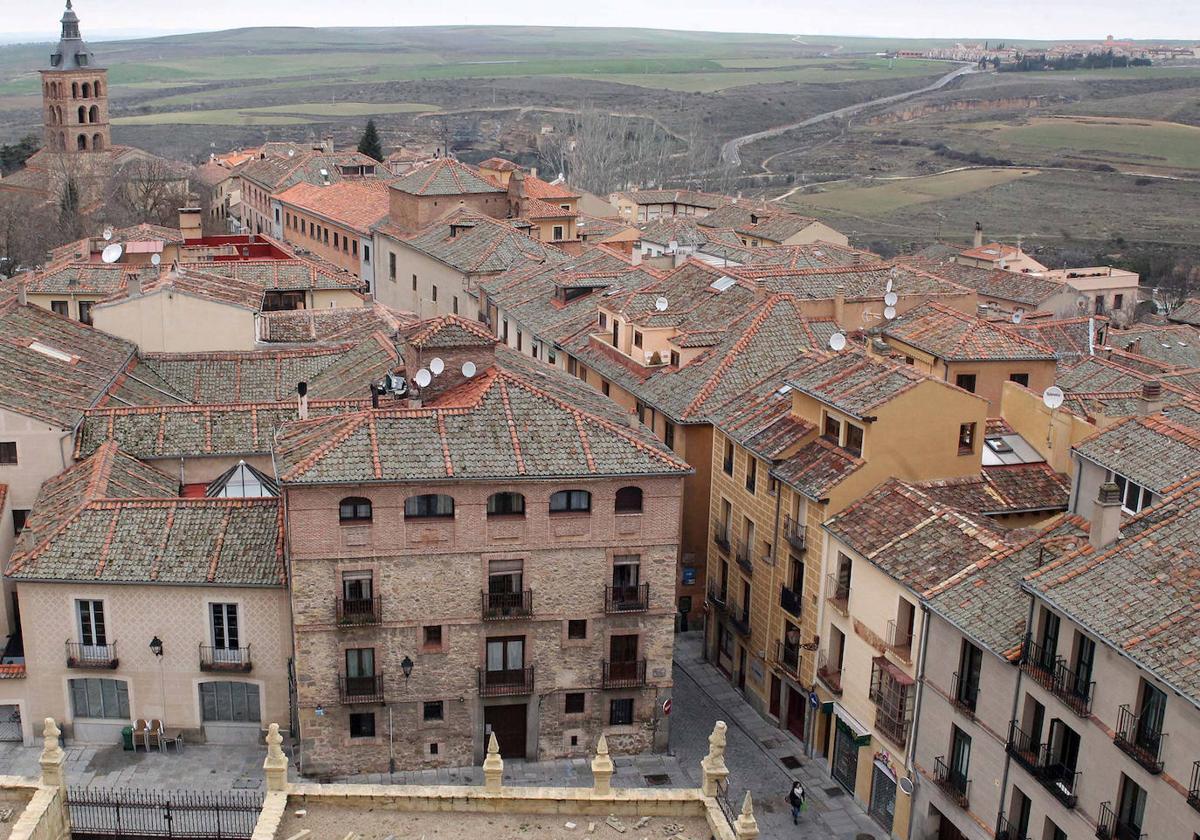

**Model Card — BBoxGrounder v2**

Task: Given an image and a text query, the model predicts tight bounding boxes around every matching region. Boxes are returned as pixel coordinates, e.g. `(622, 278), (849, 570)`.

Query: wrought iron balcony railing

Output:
(335, 596), (381, 626)
(779, 584), (802, 618)
(65, 641), (117, 669)
(605, 583), (650, 614)
(783, 515), (806, 551)
(933, 755), (970, 808)
(601, 659), (647, 689)
(1114, 703), (1165, 774)
(339, 673), (385, 704)
(481, 589), (534, 621)
(950, 670), (979, 716)
(199, 644), (252, 672)
(477, 666), (534, 697)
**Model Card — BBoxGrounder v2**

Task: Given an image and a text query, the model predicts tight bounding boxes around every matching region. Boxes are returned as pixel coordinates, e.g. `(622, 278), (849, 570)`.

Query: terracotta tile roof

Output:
(380, 210), (566, 276)
(77, 400), (368, 461)
(737, 262), (970, 303)
(904, 256), (1062, 307)
(771, 436), (863, 500)
(258, 302), (416, 344)
(275, 179), (393, 235)
(883, 301), (1057, 362)
(22, 263), (152, 296)
(1023, 481), (1200, 699)
(48, 223), (186, 263)
(194, 160), (230, 187)
(183, 258), (364, 292)
(785, 350), (928, 420)
(390, 158), (505, 197)
(1167, 298), (1200, 327)
(577, 215), (636, 241)
(638, 217), (708, 248)
(1073, 405), (1200, 493)
(478, 157), (520, 172)
(401, 314), (497, 350)
(1106, 324), (1200, 370)
(736, 242), (880, 270)
(273, 347), (689, 484)
(918, 463), (1070, 516)
(521, 195), (575, 221)
(522, 174), (580, 201)
(0, 301), (136, 427)
(824, 478), (1014, 594)
(696, 203), (826, 244)
(240, 150), (383, 192)
(615, 189), (726, 209)
(926, 516), (1090, 659)
(1011, 316), (1102, 364)
(959, 242), (1023, 262)
(1056, 355), (1157, 394)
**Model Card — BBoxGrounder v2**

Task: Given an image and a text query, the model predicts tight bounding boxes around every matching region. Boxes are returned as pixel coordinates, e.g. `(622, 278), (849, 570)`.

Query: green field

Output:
(577, 58), (955, 92)
(788, 168), (1041, 215)
(113, 101), (440, 125)
(979, 116), (1200, 170)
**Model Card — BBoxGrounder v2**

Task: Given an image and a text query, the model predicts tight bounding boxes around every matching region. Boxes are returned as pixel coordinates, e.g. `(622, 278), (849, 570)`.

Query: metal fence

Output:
(67, 787), (263, 839)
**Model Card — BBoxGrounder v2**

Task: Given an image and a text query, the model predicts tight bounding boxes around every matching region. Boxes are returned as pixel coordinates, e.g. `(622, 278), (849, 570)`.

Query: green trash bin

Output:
(121, 725), (134, 751)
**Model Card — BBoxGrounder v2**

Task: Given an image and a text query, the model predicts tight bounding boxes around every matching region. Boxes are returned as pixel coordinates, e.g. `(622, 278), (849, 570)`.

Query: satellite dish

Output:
(414, 369), (432, 388)
(462, 361), (477, 378)
(1012, 310), (1023, 325)
(430, 357), (445, 375)
(884, 306), (897, 320)
(100, 243), (123, 264)
(655, 296), (669, 312)
(885, 275), (894, 294)
(287, 149), (295, 157)
(150, 253), (161, 266)
(1042, 386), (1065, 410)
(898, 777), (915, 796)
(829, 332), (847, 352)
(102, 226), (113, 241)
(884, 291), (898, 307)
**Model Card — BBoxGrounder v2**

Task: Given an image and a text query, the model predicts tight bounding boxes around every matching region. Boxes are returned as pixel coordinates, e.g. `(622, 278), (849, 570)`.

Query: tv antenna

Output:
(102, 226), (114, 241)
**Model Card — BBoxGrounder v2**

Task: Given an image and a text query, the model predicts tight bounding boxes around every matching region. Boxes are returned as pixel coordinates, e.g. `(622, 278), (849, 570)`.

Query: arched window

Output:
(89, 105), (99, 123)
(549, 489), (591, 514)
(81, 82), (91, 98)
(76, 134), (87, 151)
(71, 82), (78, 99)
(404, 493), (454, 519)
(92, 133), (102, 151)
(94, 79), (102, 97)
(615, 486), (644, 513)
(58, 132), (66, 151)
(487, 492), (526, 517)
(338, 496), (372, 522)
(77, 105), (86, 124)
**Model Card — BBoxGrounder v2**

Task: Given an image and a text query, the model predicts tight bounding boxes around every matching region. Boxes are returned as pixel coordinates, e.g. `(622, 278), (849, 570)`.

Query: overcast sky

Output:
(4, 0), (1198, 42)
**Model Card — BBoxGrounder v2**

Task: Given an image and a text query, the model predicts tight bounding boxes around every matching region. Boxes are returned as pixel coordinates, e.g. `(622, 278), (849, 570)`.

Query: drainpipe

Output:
(997, 595), (1036, 831)
(905, 603), (933, 840)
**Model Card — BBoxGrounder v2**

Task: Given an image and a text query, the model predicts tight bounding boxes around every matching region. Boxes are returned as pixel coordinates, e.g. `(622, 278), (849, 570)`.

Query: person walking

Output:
(788, 780), (806, 825)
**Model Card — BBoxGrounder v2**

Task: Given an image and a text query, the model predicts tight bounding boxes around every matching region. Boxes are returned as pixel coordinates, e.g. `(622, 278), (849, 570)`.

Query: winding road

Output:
(720, 61), (976, 167)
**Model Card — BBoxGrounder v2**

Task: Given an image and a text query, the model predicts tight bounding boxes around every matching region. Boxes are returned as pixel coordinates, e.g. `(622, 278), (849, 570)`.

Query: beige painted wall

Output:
(13, 581), (291, 745)
(999, 382), (1098, 475)
(372, 236), (473, 319)
(92, 291), (256, 353)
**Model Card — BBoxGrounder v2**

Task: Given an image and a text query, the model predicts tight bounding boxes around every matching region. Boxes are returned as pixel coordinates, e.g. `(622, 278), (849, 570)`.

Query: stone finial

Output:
(590, 734), (614, 796)
(39, 717), (65, 789)
(734, 792), (760, 840)
(263, 723), (288, 792)
(700, 720), (730, 796)
(483, 732), (503, 792)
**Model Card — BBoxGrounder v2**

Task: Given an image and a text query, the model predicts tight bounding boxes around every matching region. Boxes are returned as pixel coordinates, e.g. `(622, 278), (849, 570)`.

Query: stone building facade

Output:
(40, 2), (109, 154)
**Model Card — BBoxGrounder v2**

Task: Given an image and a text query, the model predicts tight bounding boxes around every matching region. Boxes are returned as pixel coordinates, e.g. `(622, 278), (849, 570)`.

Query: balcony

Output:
(602, 659), (647, 689)
(336, 596), (381, 627)
(706, 580), (728, 609)
(1189, 761), (1200, 812)
(605, 583), (650, 614)
(950, 671), (979, 716)
(886, 619), (913, 663)
(1114, 704), (1165, 774)
(933, 756), (970, 809)
(65, 641), (118, 669)
(774, 640), (802, 679)
(728, 601), (752, 638)
(825, 574), (849, 616)
(481, 589), (534, 621)
(875, 705), (910, 749)
(816, 649), (842, 695)
(199, 645), (252, 673)
(734, 539), (753, 575)
(1020, 635), (1094, 716)
(713, 524), (731, 553)
(338, 673), (385, 704)
(1096, 802), (1146, 840)
(995, 815), (1030, 840)
(1006, 720), (1081, 809)
(779, 584), (802, 618)
(478, 666), (535, 697)
(783, 515), (806, 551)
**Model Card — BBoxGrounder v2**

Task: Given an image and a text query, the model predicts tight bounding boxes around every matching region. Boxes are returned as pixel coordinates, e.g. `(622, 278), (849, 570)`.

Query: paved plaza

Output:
(0, 631), (887, 839)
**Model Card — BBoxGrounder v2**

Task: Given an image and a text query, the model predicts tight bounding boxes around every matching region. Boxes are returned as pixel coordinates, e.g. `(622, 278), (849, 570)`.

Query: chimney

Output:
(297, 381), (309, 420)
(833, 285), (846, 326)
(1139, 380), (1164, 416)
(178, 206), (202, 241)
(630, 249), (642, 266)
(15, 278), (26, 306)
(1089, 481), (1122, 550)
(369, 383), (380, 410)
(977, 302), (989, 317)
(529, 166), (538, 179)
(973, 221), (983, 249)
(127, 273), (142, 297)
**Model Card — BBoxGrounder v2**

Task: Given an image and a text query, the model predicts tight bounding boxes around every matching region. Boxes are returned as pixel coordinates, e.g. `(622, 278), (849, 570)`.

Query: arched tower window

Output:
(76, 134), (87, 151)
(77, 105), (86, 124)
(81, 82), (91, 98)
(71, 82), (78, 99)
(92, 133), (102, 151)
(93, 80), (102, 97)
(88, 105), (98, 123)
(58, 133), (66, 151)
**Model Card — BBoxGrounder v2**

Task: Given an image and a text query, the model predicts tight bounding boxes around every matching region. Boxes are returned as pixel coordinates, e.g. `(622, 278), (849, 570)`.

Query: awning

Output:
(873, 655), (915, 686)
(831, 703), (870, 739)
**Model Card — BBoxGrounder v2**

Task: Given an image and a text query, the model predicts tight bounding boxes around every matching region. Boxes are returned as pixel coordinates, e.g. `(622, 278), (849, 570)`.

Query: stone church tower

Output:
(39, 1), (110, 154)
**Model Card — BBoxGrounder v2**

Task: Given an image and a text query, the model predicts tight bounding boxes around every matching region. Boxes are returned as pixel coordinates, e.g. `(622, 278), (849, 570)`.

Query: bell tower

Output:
(39, 1), (109, 154)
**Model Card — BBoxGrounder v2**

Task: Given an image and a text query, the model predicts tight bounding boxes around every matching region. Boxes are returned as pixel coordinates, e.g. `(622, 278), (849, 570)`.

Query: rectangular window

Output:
(0, 442), (16, 465)
(453, 297), (459, 315)
(12, 509), (29, 536)
(565, 692), (585, 714)
(609, 698), (634, 726)
(1009, 372), (1030, 387)
(1113, 293), (1124, 310)
(333, 232), (339, 248)
(599, 312), (607, 328)
(949, 725), (972, 786)
(388, 253), (396, 280)
(516, 331), (522, 352)
(844, 423), (864, 457)
(342, 570), (373, 602)
(363, 244), (370, 262)
(199, 681), (260, 722)
(723, 439), (734, 475)
(70, 678), (129, 719)
(77, 599), (106, 647)
(957, 639), (982, 711)
(51, 300), (68, 316)
(664, 422), (675, 450)
(955, 373), (977, 393)
(345, 648), (375, 677)
(486, 636), (524, 672)
(423, 700), (444, 722)
(432, 285), (438, 302)
(78, 301), (93, 325)
(349, 712), (375, 738)
(601, 380), (610, 397)
(745, 456), (757, 494)
(412, 274), (418, 292)
(633, 331), (643, 348)
(612, 555), (641, 589)
(1112, 472), (1154, 514)
(423, 625), (442, 648)
(958, 422), (976, 455)
(823, 413), (841, 444)
(567, 619), (587, 640)
(210, 602), (239, 651)
(670, 350), (680, 367)
(552, 225), (564, 241)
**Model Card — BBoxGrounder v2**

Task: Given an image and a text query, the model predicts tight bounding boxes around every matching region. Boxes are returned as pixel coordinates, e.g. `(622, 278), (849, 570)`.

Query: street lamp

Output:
(149, 636), (166, 724)
(149, 636), (163, 657)
(401, 655), (414, 682)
